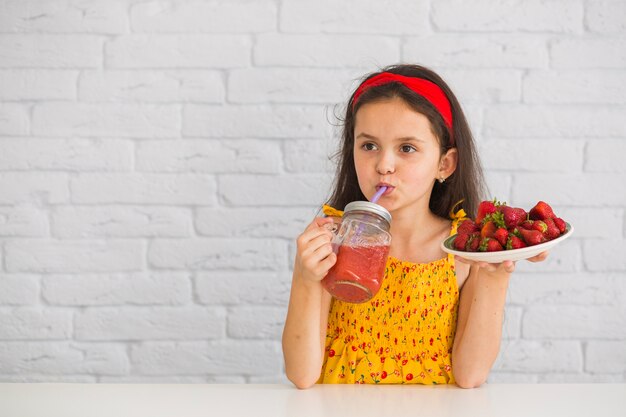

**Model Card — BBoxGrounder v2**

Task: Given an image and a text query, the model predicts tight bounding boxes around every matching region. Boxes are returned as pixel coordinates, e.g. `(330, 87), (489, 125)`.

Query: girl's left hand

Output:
(456, 251), (549, 274)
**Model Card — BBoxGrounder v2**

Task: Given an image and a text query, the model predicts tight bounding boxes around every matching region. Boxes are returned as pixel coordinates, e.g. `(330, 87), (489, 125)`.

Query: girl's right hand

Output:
(294, 216), (337, 283)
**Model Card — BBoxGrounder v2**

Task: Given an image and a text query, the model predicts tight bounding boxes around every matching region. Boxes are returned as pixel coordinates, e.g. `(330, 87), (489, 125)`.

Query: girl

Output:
(282, 64), (547, 389)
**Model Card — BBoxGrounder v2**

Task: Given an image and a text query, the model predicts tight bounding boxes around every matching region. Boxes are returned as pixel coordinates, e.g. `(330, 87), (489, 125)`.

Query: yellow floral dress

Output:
(319, 208), (463, 385)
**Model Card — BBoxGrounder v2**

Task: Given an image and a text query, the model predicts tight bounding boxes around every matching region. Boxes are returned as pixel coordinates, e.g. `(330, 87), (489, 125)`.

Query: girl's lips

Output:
(376, 185), (394, 196)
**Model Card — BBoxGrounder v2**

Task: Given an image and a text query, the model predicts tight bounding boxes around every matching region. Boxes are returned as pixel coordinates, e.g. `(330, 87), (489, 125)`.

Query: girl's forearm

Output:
(452, 268), (511, 388)
(282, 273), (330, 389)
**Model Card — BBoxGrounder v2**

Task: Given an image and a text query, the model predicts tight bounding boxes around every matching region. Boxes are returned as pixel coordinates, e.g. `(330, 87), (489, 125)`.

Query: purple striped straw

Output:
(371, 186), (387, 203)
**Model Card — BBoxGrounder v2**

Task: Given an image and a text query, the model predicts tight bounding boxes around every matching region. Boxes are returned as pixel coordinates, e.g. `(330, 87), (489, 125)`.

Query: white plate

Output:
(441, 223), (573, 263)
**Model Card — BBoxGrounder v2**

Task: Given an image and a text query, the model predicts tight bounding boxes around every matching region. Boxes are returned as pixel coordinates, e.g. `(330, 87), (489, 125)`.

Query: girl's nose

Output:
(376, 151), (395, 175)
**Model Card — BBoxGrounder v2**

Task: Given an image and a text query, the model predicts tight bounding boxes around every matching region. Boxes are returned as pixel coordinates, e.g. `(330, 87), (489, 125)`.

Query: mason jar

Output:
(322, 201), (392, 303)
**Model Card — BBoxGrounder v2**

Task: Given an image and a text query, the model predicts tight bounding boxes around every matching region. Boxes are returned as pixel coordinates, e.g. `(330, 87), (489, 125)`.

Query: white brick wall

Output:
(0, 0), (624, 384)
(79, 70), (225, 103)
(432, 0), (583, 33)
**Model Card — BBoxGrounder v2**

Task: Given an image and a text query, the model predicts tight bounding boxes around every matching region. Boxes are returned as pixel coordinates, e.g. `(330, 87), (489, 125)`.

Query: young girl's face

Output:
(353, 97), (446, 215)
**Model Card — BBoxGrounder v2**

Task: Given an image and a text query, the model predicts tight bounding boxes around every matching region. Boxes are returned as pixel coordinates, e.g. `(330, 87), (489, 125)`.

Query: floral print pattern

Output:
(319, 225), (460, 385)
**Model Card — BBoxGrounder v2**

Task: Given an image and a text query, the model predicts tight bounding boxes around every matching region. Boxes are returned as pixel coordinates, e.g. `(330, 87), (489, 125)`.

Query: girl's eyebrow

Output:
(355, 132), (425, 143)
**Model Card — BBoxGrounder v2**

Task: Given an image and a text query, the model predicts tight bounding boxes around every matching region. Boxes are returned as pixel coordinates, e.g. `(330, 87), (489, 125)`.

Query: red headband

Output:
(352, 72), (454, 144)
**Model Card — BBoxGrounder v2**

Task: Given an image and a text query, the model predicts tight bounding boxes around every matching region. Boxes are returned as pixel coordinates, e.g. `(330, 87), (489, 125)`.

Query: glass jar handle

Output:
(323, 216), (342, 234)
(324, 216), (343, 254)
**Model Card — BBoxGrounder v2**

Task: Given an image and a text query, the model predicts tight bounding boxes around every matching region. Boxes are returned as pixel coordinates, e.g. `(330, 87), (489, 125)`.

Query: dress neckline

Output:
(387, 254), (451, 267)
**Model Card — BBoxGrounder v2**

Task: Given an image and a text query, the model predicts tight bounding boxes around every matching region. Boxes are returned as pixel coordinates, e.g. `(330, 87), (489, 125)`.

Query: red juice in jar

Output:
(323, 244), (390, 303)
(321, 201), (392, 303)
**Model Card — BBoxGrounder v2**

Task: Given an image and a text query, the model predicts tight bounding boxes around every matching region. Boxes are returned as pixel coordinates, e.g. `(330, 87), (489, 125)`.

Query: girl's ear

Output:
(439, 148), (458, 180)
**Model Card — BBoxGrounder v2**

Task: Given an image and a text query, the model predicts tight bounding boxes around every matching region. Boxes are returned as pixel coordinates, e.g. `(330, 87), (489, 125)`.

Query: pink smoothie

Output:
(322, 244), (389, 303)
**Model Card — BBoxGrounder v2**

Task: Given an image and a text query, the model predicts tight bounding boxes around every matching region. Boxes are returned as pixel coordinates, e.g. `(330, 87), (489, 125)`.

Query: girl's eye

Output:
(400, 145), (416, 153)
(362, 143), (378, 151)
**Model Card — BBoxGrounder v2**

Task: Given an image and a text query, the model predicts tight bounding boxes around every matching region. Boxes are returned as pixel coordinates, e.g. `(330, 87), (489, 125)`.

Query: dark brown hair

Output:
(326, 64), (486, 219)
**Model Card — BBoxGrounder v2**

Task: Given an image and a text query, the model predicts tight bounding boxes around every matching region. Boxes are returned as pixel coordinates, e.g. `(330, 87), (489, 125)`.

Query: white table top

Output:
(0, 383), (624, 417)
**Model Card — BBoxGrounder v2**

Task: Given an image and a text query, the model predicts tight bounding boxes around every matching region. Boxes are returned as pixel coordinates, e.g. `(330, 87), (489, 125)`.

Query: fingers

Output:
(317, 251), (337, 275)
(455, 255), (511, 272)
(455, 256), (470, 264)
(485, 260), (514, 273)
(502, 260), (516, 273)
(298, 218), (334, 249)
(527, 251), (549, 262)
(463, 260), (516, 274)
(477, 261), (497, 272)
(300, 232), (333, 260)
(311, 216), (335, 229)
(295, 217), (338, 281)
(299, 239), (337, 280)
(300, 247), (335, 277)
(457, 249), (549, 274)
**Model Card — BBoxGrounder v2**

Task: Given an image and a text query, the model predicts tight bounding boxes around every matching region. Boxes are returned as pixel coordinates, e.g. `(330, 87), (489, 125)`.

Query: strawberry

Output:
(531, 220), (548, 234)
(500, 205), (527, 228)
(543, 218), (561, 240)
(476, 200), (498, 226)
(553, 217), (567, 234)
(457, 219), (479, 235)
(480, 221), (497, 238)
(529, 201), (555, 221)
(508, 226), (522, 238)
(479, 237), (503, 252)
(506, 235), (526, 250)
(494, 227), (509, 247)
(454, 233), (470, 251)
(452, 199), (569, 253)
(487, 210), (506, 228)
(466, 232), (481, 252)
(519, 228), (547, 246)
